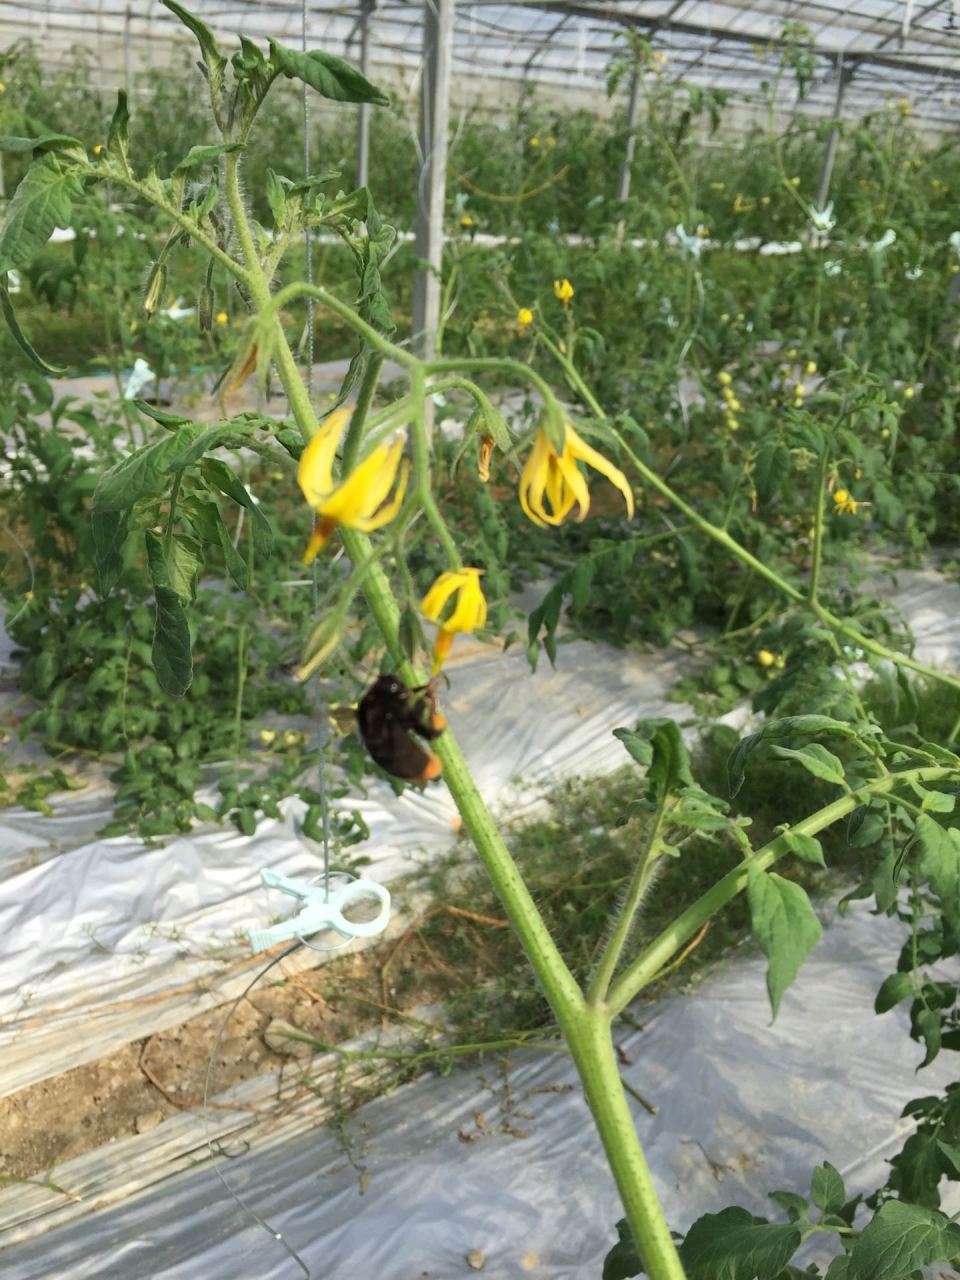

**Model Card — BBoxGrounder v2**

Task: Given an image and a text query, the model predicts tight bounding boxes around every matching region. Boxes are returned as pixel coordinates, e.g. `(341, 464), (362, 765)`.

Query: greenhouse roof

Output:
(3, 0), (960, 130)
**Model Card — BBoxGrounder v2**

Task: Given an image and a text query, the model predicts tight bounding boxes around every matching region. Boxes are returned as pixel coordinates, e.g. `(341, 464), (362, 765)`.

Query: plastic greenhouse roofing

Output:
(4, 0), (960, 131)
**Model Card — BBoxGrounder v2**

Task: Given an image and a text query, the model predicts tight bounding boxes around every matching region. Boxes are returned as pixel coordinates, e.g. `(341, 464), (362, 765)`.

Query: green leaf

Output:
(0, 133), (83, 154)
(747, 865), (822, 1018)
(0, 283), (67, 375)
(268, 40), (389, 105)
(824, 1258), (851, 1280)
(91, 508), (130, 593)
(172, 142), (243, 174)
(847, 1200), (960, 1279)
(107, 90), (129, 158)
(200, 457), (273, 555)
(160, 0), (226, 75)
(916, 815), (960, 933)
(602, 1219), (644, 1280)
(0, 160), (83, 272)
(213, 509), (249, 592)
(811, 1163), (845, 1215)
(780, 829), (826, 867)
(93, 420), (258, 513)
(913, 1006), (941, 1068)
(753, 441), (791, 505)
(727, 715), (865, 797)
(614, 720), (695, 795)
(874, 972), (915, 1014)
(769, 743), (846, 786)
(132, 399), (191, 428)
(679, 1206), (802, 1280)
(152, 585), (193, 697)
(937, 1140), (960, 1176)
(145, 530), (203, 606)
(768, 1191), (809, 1223)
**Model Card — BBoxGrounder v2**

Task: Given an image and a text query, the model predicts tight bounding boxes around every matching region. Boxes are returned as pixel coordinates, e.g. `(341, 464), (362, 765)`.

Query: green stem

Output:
(808, 449), (830, 606)
(164, 470), (183, 554)
(343, 353), (384, 471)
(225, 166), (687, 1280)
(606, 765), (957, 1016)
(588, 790), (671, 1006)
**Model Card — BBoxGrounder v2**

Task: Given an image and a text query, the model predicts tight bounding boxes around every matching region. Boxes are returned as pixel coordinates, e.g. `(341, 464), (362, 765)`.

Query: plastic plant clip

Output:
(247, 867), (391, 952)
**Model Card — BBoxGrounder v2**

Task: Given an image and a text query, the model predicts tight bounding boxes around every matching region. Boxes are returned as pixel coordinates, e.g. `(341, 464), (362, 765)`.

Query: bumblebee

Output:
(356, 675), (446, 783)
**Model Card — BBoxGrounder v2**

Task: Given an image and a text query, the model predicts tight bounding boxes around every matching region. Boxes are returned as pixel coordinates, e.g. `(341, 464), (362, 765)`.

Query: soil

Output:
(0, 924), (471, 1183)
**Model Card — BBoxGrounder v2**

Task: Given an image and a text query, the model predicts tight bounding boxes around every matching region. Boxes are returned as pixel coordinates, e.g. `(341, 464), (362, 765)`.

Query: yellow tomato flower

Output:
(833, 488), (862, 516)
(298, 408), (409, 563)
(215, 310), (229, 325)
(477, 435), (494, 483)
(554, 278), (574, 306)
(757, 649), (777, 667)
(460, 214), (474, 229)
(529, 135), (540, 148)
(519, 422), (634, 527)
(421, 568), (487, 671)
(517, 306), (534, 333)
(92, 143), (104, 155)
(733, 194), (755, 214)
(903, 386), (915, 399)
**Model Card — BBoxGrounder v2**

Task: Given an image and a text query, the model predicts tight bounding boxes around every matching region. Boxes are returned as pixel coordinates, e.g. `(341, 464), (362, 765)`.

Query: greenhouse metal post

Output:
(356, 0), (375, 189)
(814, 55), (852, 212)
(412, 0), (454, 378)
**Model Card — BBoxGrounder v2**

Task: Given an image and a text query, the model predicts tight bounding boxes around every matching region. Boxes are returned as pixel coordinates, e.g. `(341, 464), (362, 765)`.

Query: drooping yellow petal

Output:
(554, 448), (592, 522)
(319, 435), (405, 524)
(444, 571), (487, 632)
(518, 430), (555, 527)
(422, 570), (469, 622)
(566, 424), (635, 519)
(297, 408), (352, 506)
(349, 460), (410, 532)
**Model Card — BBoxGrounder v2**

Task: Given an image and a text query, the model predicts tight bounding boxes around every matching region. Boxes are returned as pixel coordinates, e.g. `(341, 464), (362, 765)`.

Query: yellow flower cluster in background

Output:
(833, 488), (864, 516)
(718, 370), (742, 430)
(517, 306), (534, 333)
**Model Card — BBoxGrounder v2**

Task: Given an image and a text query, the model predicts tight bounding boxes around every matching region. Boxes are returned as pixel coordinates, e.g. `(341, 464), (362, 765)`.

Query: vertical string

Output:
(301, 0), (330, 899)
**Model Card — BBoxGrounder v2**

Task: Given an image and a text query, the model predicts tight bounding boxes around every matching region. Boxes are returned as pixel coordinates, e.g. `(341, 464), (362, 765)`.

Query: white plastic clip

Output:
(248, 867), (391, 952)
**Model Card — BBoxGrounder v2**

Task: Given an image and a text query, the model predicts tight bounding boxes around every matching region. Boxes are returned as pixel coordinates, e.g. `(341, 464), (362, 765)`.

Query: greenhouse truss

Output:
(4, 0), (960, 133)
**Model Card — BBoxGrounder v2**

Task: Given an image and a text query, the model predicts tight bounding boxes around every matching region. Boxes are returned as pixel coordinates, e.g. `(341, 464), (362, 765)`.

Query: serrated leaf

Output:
(875, 971), (914, 1014)
(679, 1206), (802, 1280)
(602, 1219), (644, 1280)
(0, 133), (83, 154)
(160, 0), (226, 73)
(916, 815), (960, 933)
(0, 160), (83, 272)
(768, 1191), (809, 1223)
(0, 283), (66, 374)
(145, 529), (203, 606)
(747, 865), (822, 1018)
(91, 507), (129, 593)
(848, 1199), (960, 1279)
(173, 142), (243, 174)
(614, 720), (694, 795)
(152, 586), (193, 697)
(770, 743), (846, 786)
(93, 420), (258, 513)
(780, 829), (826, 867)
(200, 457), (273, 556)
(268, 40), (389, 105)
(107, 90), (129, 157)
(753, 440), (791, 505)
(811, 1163), (845, 1215)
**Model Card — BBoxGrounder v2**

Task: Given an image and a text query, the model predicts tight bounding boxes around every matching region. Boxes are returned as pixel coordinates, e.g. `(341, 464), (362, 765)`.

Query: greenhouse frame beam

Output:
(412, 0), (455, 364)
(526, 0), (960, 82)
